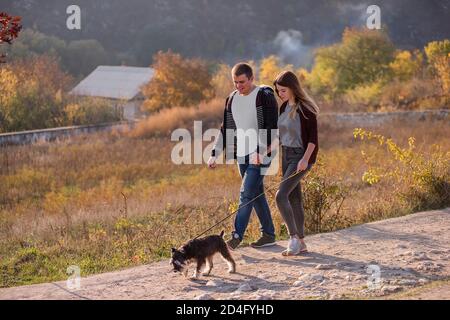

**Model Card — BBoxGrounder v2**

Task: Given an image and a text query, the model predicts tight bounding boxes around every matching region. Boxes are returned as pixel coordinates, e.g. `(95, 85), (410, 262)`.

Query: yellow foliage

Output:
(362, 169), (381, 185)
(0, 68), (18, 107)
(308, 28), (395, 99)
(258, 55), (293, 86)
(424, 40), (450, 93)
(211, 64), (234, 99)
(141, 51), (214, 112)
(390, 50), (423, 81)
(64, 103), (82, 123)
(296, 67), (310, 84)
(43, 191), (68, 215)
(353, 128), (450, 200)
(0, 56), (74, 132)
(344, 81), (384, 109)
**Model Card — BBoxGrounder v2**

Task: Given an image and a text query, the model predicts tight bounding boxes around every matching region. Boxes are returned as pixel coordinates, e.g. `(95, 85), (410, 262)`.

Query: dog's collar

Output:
(173, 260), (183, 267)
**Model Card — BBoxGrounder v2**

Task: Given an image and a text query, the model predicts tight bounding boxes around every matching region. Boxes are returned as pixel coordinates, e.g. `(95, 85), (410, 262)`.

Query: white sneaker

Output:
(282, 236), (301, 256)
(298, 240), (308, 253)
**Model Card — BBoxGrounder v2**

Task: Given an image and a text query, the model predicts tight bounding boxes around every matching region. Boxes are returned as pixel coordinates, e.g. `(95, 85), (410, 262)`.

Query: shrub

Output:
(353, 128), (450, 212)
(343, 81), (384, 111)
(302, 162), (352, 233)
(63, 97), (122, 125)
(379, 77), (441, 110)
(128, 98), (223, 138)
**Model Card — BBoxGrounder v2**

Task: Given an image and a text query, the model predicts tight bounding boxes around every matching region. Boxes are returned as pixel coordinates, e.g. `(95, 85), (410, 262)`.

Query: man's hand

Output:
(249, 152), (262, 165)
(207, 156), (217, 169)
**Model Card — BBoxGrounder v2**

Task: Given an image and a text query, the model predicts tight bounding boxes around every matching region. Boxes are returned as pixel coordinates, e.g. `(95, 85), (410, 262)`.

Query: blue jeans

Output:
(233, 156), (275, 240)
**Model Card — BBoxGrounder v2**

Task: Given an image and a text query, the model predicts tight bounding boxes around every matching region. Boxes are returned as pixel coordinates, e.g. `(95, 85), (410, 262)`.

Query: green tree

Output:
(307, 28), (395, 99)
(6, 28), (113, 77)
(63, 40), (112, 77)
(7, 28), (65, 59)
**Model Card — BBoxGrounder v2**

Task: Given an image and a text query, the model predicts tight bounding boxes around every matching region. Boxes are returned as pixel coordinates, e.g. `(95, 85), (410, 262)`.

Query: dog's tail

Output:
(219, 230), (225, 238)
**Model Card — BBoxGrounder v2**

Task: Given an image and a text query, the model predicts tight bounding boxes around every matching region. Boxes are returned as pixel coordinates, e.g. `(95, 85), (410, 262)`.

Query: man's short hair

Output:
(232, 63), (253, 79)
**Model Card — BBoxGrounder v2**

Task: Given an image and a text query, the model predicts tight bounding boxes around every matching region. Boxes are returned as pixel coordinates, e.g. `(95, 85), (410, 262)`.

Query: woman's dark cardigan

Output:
(279, 101), (319, 165)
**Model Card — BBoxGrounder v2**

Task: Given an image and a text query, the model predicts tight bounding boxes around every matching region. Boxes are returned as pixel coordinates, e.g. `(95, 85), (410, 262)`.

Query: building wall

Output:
(0, 121), (136, 146)
(122, 100), (146, 121)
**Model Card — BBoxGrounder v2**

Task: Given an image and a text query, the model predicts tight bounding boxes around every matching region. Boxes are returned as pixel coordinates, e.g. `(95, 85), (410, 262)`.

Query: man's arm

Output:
(261, 89), (279, 158)
(211, 98), (229, 157)
(208, 98), (229, 167)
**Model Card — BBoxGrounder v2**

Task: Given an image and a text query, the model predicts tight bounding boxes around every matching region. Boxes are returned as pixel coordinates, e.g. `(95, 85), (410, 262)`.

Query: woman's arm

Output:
(297, 109), (318, 172)
(297, 142), (315, 172)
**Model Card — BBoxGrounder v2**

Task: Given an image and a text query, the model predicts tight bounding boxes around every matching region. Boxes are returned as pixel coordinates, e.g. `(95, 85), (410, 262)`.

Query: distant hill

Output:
(3, 0), (450, 66)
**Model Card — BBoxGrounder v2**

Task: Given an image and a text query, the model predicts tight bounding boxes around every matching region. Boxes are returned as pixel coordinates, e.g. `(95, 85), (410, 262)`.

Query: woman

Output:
(273, 71), (319, 256)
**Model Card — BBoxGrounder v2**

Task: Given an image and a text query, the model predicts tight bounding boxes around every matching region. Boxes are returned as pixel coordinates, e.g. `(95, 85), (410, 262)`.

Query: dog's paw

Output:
(228, 268), (236, 274)
(202, 271), (211, 276)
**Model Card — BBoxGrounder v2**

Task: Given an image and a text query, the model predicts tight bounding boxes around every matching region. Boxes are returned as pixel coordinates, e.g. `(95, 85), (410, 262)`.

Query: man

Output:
(207, 62), (278, 250)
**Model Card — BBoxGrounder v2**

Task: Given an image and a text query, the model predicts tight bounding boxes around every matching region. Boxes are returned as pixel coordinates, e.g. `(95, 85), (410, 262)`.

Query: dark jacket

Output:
(211, 86), (278, 160)
(279, 101), (319, 165)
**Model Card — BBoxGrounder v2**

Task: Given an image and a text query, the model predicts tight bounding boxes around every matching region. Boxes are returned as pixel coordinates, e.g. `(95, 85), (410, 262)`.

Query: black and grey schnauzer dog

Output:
(170, 231), (236, 278)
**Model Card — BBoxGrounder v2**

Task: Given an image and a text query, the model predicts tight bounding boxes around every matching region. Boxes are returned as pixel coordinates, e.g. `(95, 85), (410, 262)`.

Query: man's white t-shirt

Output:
(231, 86), (259, 157)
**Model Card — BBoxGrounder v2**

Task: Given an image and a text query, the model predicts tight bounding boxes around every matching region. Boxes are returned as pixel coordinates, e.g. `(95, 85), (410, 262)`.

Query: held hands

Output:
(249, 152), (262, 165)
(207, 156), (217, 169)
(296, 158), (308, 173)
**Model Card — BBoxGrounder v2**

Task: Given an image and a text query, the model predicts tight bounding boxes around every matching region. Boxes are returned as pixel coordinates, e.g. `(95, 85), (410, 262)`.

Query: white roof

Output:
(70, 66), (154, 100)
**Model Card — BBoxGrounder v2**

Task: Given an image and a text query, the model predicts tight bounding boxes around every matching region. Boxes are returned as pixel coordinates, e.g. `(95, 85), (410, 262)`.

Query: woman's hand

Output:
(296, 158), (308, 173)
(207, 156), (217, 169)
(249, 152), (261, 165)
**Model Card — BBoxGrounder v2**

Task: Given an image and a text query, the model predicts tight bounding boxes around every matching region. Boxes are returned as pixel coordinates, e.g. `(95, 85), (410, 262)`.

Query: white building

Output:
(70, 66), (154, 120)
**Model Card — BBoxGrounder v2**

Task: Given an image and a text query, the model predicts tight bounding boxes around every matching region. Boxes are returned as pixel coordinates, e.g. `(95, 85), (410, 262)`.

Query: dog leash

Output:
(192, 167), (307, 240)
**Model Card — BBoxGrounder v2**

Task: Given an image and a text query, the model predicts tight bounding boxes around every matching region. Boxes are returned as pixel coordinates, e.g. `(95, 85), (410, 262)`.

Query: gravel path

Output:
(1, 207), (449, 300)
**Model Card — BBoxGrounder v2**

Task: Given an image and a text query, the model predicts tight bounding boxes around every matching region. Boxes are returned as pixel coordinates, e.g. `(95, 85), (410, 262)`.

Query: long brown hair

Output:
(273, 71), (319, 119)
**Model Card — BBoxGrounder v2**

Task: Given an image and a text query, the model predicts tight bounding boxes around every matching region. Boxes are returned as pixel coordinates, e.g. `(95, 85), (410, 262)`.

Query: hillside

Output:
(4, 0), (450, 66)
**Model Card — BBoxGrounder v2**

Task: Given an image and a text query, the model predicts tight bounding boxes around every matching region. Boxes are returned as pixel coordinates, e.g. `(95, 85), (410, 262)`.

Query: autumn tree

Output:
(259, 55), (293, 87)
(425, 40), (450, 93)
(389, 50), (424, 81)
(141, 51), (214, 112)
(0, 56), (73, 132)
(0, 12), (22, 63)
(211, 63), (234, 99)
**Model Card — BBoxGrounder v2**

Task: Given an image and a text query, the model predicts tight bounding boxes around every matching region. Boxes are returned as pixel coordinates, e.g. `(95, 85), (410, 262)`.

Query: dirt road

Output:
(1, 208), (449, 300)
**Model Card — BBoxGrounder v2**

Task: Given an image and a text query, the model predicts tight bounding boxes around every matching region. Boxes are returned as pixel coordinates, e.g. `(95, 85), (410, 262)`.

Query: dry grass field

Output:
(0, 100), (448, 287)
